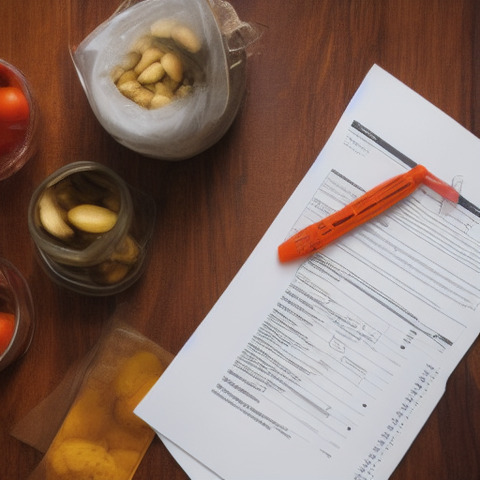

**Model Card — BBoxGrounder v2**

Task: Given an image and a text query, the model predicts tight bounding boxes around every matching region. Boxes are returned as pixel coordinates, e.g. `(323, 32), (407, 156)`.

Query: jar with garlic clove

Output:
(28, 162), (155, 295)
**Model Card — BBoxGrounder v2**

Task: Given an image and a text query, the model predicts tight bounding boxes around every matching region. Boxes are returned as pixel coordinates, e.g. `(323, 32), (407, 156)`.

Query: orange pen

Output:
(278, 165), (460, 262)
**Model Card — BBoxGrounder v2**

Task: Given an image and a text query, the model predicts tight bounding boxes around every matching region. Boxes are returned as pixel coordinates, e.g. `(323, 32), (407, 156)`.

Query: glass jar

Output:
(0, 59), (38, 181)
(0, 258), (35, 371)
(28, 162), (155, 296)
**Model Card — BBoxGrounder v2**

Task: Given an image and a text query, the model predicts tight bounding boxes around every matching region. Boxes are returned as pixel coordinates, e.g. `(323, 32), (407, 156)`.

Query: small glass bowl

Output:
(0, 59), (38, 181)
(0, 258), (35, 371)
(28, 162), (155, 296)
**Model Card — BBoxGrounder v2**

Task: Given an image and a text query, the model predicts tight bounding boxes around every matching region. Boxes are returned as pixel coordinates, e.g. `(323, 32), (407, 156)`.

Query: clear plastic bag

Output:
(11, 309), (173, 479)
(71, 0), (262, 160)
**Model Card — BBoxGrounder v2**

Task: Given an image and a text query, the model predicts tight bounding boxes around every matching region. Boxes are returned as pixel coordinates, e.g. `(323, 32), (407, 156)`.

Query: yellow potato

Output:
(47, 438), (117, 480)
(114, 374), (159, 429)
(114, 351), (165, 398)
(59, 387), (113, 441)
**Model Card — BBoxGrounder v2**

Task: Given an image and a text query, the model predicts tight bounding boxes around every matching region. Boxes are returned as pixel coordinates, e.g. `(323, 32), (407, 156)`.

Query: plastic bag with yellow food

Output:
(12, 317), (173, 480)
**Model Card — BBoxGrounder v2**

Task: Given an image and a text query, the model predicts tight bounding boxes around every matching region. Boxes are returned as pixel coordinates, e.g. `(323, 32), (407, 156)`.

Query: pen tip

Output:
(278, 241), (298, 263)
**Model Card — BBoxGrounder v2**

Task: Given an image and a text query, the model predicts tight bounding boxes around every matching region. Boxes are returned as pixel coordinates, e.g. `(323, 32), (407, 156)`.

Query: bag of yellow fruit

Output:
(13, 318), (173, 480)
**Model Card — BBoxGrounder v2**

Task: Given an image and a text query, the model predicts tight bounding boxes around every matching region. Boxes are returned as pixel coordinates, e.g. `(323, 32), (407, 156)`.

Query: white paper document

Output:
(136, 65), (480, 480)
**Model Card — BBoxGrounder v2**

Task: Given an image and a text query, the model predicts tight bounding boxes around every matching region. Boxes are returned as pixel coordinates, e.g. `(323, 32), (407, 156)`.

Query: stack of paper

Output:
(136, 65), (480, 480)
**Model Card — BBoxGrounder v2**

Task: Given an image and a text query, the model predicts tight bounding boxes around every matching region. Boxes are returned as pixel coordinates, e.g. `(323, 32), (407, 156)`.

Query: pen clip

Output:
(423, 170), (460, 203)
(438, 175), (463, 215)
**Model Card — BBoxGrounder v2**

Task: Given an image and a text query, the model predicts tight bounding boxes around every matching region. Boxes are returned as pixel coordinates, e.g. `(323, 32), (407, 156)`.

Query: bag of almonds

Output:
(71, 0), (262, 160)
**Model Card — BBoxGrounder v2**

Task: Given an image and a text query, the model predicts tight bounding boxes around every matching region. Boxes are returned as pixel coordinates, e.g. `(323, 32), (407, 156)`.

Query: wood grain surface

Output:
(1, 0), (479, 479)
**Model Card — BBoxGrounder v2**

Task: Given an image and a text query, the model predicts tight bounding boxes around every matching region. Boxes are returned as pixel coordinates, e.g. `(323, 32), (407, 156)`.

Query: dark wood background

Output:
(1, 0), (479, 478)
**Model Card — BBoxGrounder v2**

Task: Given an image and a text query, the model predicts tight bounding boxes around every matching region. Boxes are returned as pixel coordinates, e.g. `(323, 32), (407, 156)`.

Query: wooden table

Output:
(1, 0), (479, 478)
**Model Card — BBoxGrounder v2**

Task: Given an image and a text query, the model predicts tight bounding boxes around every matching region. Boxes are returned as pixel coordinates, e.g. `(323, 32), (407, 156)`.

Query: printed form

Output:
(136, 65), (480, 480)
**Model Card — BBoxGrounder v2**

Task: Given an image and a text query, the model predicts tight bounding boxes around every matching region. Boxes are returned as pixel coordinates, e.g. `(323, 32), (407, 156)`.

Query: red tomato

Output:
(0, 312), (15, 355)
(0, 86), (29, 155)
(0, 87), (29, 123)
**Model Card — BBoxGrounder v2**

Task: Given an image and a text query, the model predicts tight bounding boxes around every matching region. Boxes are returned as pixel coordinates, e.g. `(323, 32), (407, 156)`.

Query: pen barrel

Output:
(278, 165), (427, 262)
(335, 164), (427, 227)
